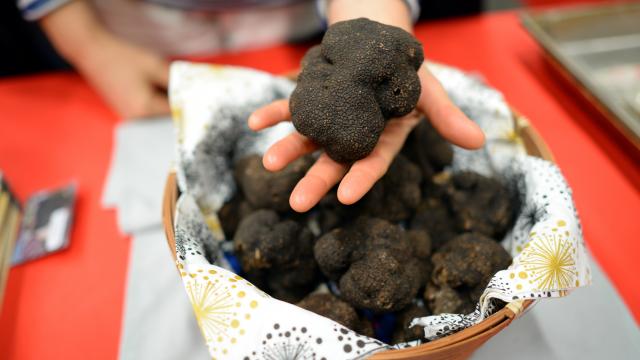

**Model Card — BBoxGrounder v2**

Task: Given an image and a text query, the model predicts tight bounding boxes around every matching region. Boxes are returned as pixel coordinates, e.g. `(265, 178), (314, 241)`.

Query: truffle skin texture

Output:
(234, 209), (318, 302)
(340, 249), (419, 312)
(217, 191), (255, 239)
(233, 210), (313, 270)
(410, 196), (457, 250)
(359, 154), (422, 222)
(290, 18), (424, 163)
(234, 155), (313, 213)
(401, 120), (453, 180)
(424, 282), (476, 315)
(425, 233), (511, 314)
(313, 155), (422, 228)
(297, 293), (374, 336)
(448, 171), (516, 240)
(314, 217), (430, 312)
(391, 303), (430, 344)
(314, 189), (354, 234)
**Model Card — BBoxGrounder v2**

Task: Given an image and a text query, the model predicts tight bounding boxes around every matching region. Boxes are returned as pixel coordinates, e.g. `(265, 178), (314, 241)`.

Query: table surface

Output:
(1, 10), (638, 360)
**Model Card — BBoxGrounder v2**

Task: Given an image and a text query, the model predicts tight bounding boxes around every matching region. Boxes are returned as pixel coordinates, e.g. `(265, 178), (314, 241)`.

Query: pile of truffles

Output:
(223, 116), (517, 343)
(290, 18), (424, 163)
(218, 18), (517, 343)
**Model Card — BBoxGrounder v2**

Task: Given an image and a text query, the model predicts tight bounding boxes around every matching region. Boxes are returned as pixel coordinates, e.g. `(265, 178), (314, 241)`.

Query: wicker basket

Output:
(162, 111), (552, 360)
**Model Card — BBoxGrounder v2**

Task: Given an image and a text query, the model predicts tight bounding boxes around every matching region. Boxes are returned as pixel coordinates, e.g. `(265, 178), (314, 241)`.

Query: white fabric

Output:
(102, 117), (175, 234)
(473, 254), (640, 359)
(101, 117), (209, 359)
(118, 228), (210, 360)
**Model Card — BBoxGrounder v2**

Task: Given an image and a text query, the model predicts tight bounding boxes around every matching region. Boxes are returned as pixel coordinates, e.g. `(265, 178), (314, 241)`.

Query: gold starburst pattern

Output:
(186, 280), (236, 342)
(519, 231), (576, 290)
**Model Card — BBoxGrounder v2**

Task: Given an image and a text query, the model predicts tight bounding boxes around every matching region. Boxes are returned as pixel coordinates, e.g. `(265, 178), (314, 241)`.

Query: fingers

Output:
(248, 99), (291, 131)
(417, 65), (485, 149)
(289, 154), (348, 212)
(263, 132), (318, 171)
(337, 113), (421, 204)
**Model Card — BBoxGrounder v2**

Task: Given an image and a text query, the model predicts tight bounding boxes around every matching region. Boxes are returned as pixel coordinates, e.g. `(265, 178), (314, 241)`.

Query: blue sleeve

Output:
(17, 0), (72, 20)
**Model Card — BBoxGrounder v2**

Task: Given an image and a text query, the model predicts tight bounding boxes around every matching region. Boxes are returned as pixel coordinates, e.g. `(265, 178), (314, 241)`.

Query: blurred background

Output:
(0, 0), (613, 76)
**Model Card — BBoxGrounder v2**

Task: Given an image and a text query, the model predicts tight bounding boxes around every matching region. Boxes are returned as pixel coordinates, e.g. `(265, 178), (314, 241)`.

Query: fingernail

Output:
(291, 192), (309, 213)
(247, 114), (258, 129)
(263, 153), (278, 170)
(337, 185), (355, 205)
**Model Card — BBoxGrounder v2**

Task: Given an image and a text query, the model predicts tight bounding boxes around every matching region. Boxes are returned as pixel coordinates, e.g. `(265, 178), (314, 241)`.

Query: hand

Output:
(76, 34), (170, 119)
(40, 1), (170, 119)
(248, 64), (485, 212)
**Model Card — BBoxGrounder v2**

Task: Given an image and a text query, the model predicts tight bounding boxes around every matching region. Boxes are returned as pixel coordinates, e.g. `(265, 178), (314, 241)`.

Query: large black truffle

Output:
(233, 154), (313, 213)
(402, 119), (453, 180)
(425, 233), (511, 315)
(447, 171), (516, 240)
(217, 190), (255, 239)
(297, 293), (374, 337)
(359, 154), (422, 222)
(313, 154), (422, 226)
(391, 303), (430, 344)
(234, 209), (318, 302)
(410, 196), (457, 250)
(314, 217), (431, 312)
(291, 18), (424, 163)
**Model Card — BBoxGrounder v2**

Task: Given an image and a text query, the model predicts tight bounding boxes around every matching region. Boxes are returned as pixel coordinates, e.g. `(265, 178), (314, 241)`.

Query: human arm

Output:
(37, 1), (170, 118)
(250, 0), (485, 212)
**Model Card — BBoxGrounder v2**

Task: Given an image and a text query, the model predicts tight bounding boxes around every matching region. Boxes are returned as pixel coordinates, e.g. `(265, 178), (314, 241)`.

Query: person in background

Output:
(14, 0), (485, 208)
(16, 0), (337, 118)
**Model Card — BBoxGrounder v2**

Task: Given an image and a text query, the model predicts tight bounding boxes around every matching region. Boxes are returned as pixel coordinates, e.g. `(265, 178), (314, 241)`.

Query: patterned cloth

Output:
(167, 61), (591, 358)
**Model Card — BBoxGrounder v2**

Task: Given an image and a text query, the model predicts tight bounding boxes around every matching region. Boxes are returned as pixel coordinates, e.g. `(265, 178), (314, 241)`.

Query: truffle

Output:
(234, 209), (318, 302)
(313, 155), (421, 228)
(290, 18), (424, 163)
(402, 120), (453, 180)
(410, 196), (457, 250)
(448, 171), (516, 240)
(359, 154), (422, 222)
(391, 303), (430, 344)
(313, 190), (354, 234)
(234, 154), (313, 213)
(297, 293), (374, 336)
(425, 233), (511, 314)
(424, 282), (476, 315)
(314, 217), (431, 312)
(217, 190), (255, 239)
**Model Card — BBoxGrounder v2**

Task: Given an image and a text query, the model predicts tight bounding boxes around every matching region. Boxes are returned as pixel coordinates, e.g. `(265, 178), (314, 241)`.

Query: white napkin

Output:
(102, 118), (208, 359)
(473, 254), (640, 359)
(102, 117), (175, 234)
(118, 228), (209, 360)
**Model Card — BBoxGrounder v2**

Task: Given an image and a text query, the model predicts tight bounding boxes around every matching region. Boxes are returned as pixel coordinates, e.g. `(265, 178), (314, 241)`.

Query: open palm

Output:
(248, 64), (485, 213)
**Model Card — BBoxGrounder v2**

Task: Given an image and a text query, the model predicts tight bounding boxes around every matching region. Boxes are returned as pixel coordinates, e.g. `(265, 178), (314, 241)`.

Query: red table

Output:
(1, 11), (638, 360)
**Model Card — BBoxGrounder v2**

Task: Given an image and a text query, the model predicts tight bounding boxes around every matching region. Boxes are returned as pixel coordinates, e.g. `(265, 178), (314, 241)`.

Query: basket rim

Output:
(161, 110), (550, 358)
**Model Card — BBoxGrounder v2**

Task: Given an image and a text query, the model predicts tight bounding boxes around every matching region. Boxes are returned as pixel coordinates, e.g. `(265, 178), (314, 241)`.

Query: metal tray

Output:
(521, 3), (640, 150)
